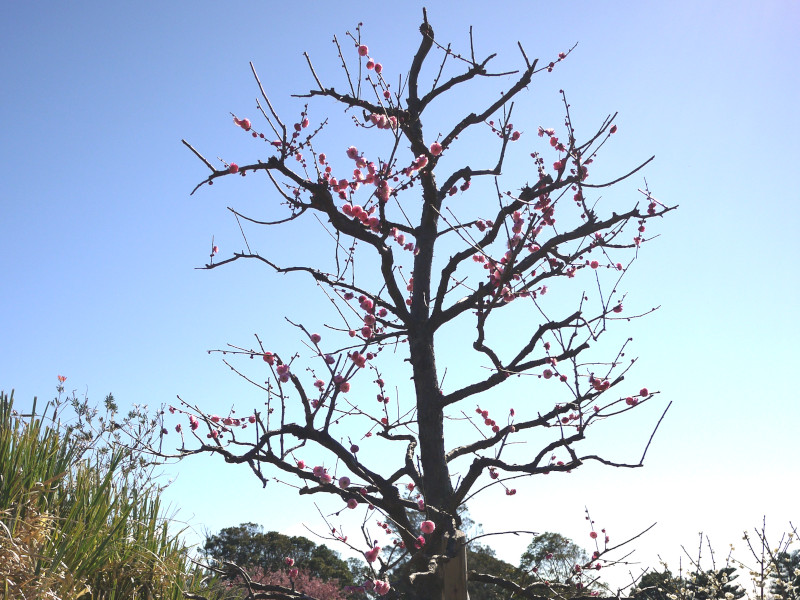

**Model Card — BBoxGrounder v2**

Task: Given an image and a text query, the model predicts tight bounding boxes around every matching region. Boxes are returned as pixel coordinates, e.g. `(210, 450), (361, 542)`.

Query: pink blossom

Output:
(289, 568), (299, 578)
(346, 146), (359, 160)
(358, 45), (369, 57)
(347, 498), (358, 509)
(420, 520), (435, 534)
(228, 163), (239, 174)
(365, 546), (380, 563)
(639, 387), (649, 396)
(374, 63), (383, 74)
(339, 476), (351, 488)
(310, 333), (321, 343)
(430, 142), (442, 156)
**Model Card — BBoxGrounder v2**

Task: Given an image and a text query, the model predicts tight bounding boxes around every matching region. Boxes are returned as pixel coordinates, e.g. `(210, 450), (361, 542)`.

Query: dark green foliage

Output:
(632, 566), (746, 600)
(632, 569), (684, 600)
(687, 566), (745, 600)
(467, 544), (522, 600)
(202, 523), (353, 586)
(771, 550), (800, 600)
(519, 532), (590, 584)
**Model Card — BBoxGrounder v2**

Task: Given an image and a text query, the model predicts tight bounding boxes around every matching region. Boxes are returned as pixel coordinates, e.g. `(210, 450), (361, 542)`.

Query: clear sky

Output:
(2, 0), (799, 590)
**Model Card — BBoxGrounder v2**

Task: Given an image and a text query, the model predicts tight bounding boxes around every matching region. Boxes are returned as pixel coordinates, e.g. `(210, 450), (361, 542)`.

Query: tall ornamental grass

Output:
(0, 390), (201, 600)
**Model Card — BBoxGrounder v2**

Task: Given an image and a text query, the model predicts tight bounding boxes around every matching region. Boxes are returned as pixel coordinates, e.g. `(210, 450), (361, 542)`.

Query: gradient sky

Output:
(2, 0), (798, 590)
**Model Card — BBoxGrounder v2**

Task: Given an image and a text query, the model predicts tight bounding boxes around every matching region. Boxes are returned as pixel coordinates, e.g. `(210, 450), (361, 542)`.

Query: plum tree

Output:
(171, 9), (675, 600)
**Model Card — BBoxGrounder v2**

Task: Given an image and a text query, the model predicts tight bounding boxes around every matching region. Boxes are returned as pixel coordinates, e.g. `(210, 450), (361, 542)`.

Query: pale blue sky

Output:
(2, 0), (799, 587)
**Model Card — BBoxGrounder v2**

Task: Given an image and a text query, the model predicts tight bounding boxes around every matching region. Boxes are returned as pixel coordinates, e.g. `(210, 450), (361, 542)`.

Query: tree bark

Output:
(441, 530), (469, 600)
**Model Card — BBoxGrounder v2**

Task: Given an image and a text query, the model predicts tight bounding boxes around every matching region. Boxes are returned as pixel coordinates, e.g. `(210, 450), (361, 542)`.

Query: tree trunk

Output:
(441, 530), (469, 600)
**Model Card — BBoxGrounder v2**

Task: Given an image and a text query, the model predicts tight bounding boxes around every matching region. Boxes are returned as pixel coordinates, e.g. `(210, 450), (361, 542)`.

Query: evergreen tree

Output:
(686, 566), (745, 600)
(633, 569), (686, 600)
(519, 532), (590, 584)
(202, 523), (353, 586)
(771, 550), (800, 600)
(467, 544), (522, 600)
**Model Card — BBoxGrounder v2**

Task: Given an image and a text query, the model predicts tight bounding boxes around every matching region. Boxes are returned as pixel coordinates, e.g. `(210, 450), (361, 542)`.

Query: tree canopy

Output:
(771, 550), (800, 600)
(520, 532), (590, 584)
(202, 523), (354, 586)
